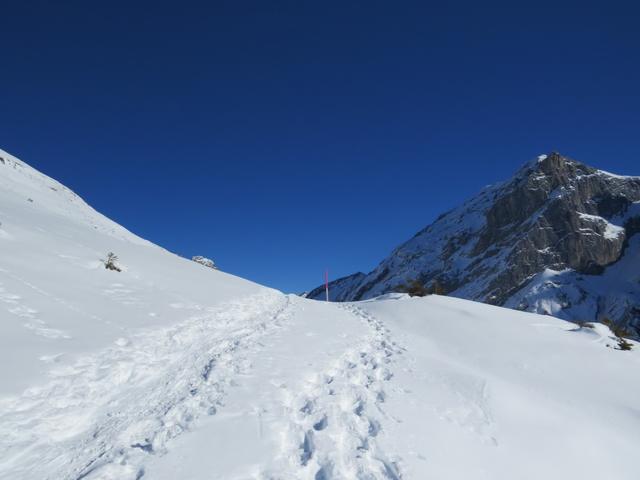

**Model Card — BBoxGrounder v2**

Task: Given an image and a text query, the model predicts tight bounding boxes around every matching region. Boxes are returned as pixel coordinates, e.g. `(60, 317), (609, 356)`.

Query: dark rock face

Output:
(472, 154), (635, 302)
(306, 153), (640, 336)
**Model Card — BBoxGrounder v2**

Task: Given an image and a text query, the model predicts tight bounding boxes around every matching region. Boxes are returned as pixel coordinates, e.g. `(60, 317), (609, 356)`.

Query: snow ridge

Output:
(0, 149), (148, 245)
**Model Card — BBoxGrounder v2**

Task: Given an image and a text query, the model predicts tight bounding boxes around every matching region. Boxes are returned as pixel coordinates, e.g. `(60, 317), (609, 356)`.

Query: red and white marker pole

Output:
(325, 269), (329, 302)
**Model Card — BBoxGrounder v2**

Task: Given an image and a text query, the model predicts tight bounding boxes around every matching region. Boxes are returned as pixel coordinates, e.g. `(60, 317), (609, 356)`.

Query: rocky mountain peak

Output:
(536, 151), (584, 174)
(510, 152), (590, 190)
(308, 153), (640, 337)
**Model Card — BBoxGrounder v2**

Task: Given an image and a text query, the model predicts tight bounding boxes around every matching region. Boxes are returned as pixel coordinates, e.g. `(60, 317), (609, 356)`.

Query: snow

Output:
(1, 149), (640, 480)
(507, 235), (640, 326)
(577, 212), (625, 239)
(360, 296), (640, 479)
(596, 168), (640, 180)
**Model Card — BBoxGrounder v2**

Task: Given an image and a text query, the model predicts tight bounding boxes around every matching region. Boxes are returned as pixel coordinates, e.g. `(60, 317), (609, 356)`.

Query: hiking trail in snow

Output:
(0, 290), (293, 480)
(260, 303), (405, 480)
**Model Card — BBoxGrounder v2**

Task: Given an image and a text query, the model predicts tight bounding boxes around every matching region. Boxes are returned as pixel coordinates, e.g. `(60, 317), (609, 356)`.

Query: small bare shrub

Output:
(601, 317), (634, 351)
(102, 252), (121, 272)
(399, 279), (430, 297)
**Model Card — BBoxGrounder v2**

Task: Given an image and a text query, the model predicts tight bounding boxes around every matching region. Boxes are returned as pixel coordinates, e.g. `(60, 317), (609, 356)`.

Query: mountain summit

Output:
(309, 153), (640, 336)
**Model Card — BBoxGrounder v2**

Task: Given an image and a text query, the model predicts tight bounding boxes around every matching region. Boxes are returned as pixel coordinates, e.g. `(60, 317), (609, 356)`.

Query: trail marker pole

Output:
(325, 269), (329, 302)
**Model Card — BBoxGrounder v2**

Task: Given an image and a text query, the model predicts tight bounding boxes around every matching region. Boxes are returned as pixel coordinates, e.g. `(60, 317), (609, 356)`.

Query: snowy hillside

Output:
(1, 149), (639, 480)
(308, 153), (640, 337)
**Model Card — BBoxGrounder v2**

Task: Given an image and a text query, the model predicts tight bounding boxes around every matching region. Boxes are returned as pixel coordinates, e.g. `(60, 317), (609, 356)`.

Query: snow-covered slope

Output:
(1, 149), (639, 480)
(308, 153), (640, 337)
(0, 149), (264, 396)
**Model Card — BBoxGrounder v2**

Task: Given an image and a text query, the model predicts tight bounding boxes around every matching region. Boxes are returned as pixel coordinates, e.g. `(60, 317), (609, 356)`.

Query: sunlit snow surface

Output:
(1, 149), (639, 480)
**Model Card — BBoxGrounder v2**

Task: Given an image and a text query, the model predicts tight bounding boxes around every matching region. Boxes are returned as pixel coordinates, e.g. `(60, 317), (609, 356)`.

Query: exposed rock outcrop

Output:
(192, 256), (218, 270)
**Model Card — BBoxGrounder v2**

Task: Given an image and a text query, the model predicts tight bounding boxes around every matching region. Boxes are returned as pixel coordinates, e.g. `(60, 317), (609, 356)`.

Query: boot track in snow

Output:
(264, 303), (405, 480)
(0, 291), (294, 480)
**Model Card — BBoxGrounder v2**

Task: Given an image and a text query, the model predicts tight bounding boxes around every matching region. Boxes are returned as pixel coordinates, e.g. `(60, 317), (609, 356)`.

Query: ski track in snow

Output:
(0, 282), (71, 339)
(262, 303), (405, 480)
(0, 290), (293, 480)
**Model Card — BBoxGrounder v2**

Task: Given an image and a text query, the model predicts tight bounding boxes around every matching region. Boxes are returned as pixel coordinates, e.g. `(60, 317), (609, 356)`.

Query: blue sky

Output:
(1, 1), (639, 293)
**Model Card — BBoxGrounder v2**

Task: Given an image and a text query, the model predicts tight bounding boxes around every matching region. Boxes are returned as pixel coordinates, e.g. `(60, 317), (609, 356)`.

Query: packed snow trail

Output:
(143, 300), (406, 480)
(0, 291), (293, 480)
(0, 292), (406, 480)
(259, 303), (404, 479)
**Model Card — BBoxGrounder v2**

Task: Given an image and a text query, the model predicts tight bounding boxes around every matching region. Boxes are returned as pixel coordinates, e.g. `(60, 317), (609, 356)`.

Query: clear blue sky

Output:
(1, 1), (638, 293)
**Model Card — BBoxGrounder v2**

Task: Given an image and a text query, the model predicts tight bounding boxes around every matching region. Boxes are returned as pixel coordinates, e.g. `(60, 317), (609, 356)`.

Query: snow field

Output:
(2, 149), (640, 480)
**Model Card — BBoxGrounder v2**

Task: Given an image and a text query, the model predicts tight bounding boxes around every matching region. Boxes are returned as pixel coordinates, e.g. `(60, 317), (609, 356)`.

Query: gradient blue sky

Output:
(1, 1), (639, 293)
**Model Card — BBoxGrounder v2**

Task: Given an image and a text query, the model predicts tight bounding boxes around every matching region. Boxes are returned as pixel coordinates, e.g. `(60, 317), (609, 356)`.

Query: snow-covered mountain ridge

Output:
(308, 152), (640, 336)
(0, 150), (150, 246)
(1, 149), (639, 480)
